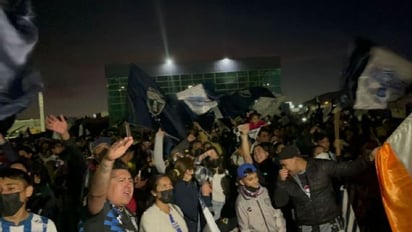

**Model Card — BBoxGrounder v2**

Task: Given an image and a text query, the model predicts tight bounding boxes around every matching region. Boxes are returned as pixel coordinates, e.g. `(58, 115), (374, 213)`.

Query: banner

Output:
(127, 64), (186, 139)
(0, 0), (42, 122)
(353, 47), (412, 109)
(176, 84), (218, 115)
(376, 113), (412, 232)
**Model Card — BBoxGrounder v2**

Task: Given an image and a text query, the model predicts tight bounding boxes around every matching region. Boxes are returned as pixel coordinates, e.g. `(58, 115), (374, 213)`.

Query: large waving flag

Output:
(353, 47), (412, 109)
(341, 38), (412, 110)
(0, 0), (42, 123)
(176, 84), (218, 115)
(376, 113), (412, 232)
(127, 64), (186, 140)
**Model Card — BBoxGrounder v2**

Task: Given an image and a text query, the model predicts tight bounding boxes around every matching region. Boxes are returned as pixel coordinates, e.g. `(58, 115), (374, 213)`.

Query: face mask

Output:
(0, 192), (24, 217)
(158, 189), (174, 204)
(245, 185), (260, 193)
(206, 158), (220, 169)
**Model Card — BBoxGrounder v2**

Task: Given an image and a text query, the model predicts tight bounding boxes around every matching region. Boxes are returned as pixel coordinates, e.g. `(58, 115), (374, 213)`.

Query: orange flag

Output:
(376, 114), (412, 232)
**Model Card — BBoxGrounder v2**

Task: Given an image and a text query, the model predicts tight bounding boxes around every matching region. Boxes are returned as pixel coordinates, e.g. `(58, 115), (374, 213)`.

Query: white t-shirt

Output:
(140, 204), (188, 232)
(0, 213), (57, 232)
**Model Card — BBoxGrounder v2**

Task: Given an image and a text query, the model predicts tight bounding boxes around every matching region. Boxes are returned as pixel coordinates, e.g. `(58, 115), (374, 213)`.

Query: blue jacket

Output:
(174, 179), (212, 232)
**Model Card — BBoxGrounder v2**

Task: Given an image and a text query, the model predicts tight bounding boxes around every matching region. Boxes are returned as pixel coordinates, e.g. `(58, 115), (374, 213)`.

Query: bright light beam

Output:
(154, 0), (170, 59)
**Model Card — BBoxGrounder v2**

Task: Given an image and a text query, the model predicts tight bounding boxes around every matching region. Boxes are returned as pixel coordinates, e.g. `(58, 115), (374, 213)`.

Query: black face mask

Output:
(158, 189), (174, 204)
(0, 192), (24, 217)
(245, 185), (260, 193)
(206, 158), (220, 169)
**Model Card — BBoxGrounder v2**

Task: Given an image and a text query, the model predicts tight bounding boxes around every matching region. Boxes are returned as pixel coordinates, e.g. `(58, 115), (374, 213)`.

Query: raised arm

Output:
(238, 123), (253, 164)
(325, 148), (376, 178)
(87, 137), (133, 215)
(153, 129), (166, 173)
(46, 115), (70, 141)
(46, 114), (86, 177)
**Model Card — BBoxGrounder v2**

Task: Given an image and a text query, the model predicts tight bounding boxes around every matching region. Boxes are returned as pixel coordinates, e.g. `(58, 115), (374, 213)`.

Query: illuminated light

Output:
(121, 86), (125, 89)
(222, 57), (230, 63)
(298, 104), (303, 108)
(324, 101), (329, 105)
(165, 58), (174, 65)
(302, 117), (308, 122)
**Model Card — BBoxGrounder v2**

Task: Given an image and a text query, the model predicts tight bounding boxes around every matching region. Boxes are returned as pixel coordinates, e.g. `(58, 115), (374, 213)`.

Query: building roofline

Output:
(105, 56), (281, 78)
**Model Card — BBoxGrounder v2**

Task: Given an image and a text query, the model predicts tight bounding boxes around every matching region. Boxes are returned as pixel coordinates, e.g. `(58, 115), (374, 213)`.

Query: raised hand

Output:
(46, 115), (68, 135)
(238, 123), (250, 135)
(279, 168), (289, 181)
(105, 137), (134, 162)
(156, 128), (165, 137)
(369, 146), (380, 162)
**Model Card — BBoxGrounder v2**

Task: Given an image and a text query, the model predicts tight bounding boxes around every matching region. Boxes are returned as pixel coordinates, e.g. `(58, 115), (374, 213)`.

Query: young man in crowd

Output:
(46, 115), (87, 232)
(81, 136), (138, 232)
(235, 163), (286, 232)
(0, 167), (57, 231)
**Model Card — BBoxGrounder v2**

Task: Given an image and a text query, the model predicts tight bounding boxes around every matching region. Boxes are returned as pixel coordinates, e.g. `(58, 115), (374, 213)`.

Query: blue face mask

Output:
(0, 192), (24, 217)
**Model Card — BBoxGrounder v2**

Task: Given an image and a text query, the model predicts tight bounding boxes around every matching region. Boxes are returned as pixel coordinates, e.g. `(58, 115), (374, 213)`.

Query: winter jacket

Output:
(236, 186), (286, 232)
(277, 157), (371, 225)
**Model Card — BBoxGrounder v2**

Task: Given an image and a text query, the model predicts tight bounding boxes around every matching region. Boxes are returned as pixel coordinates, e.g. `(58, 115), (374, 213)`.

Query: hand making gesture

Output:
(104, 137), (134, 162)
(46, 114), (70, 140)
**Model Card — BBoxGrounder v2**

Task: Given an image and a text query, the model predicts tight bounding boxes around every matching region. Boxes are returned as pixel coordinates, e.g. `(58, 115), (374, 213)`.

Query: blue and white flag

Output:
(353, 47), (412, 109)
(127, 64), (186, 140)
(0, 0), (42, 122)
(176, 84), (218, 115)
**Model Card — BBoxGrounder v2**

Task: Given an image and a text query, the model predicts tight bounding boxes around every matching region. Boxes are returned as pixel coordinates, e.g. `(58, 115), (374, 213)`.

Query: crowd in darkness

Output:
(0, 108), (396, 232)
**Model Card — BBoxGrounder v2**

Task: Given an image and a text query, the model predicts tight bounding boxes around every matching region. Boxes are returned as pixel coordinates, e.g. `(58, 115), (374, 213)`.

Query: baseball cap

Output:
(237, 163), (257, 179)
(278, 145), (300, 160)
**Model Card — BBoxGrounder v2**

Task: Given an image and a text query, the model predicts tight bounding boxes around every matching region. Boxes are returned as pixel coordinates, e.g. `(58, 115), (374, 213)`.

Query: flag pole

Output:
(38, 92), (45, 132)
(333, 107), (341, 157)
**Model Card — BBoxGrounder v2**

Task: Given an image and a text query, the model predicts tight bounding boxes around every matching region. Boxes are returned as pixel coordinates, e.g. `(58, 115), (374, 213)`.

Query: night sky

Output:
(19, 0), (412, 118)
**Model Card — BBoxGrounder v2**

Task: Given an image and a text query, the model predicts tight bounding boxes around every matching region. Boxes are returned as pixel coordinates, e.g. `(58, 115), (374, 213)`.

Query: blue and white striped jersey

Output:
(0, 213), (57, 232)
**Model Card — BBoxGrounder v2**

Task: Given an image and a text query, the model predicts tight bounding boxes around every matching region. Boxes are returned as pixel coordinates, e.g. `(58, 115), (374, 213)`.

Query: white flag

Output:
(354, 47), (412, 109)
(176, 84), (218, 115)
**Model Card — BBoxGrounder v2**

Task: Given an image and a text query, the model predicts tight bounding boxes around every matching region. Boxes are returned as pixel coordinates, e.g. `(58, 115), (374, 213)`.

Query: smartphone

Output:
(125, 121), (131, 137)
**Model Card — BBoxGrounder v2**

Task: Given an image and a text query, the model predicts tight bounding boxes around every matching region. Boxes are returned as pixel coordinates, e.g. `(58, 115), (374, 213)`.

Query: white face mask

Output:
(315, 152), (330, 160)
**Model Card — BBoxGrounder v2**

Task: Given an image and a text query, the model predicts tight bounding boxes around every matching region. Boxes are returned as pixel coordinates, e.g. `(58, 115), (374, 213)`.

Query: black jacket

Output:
(277, 157), (371, 225)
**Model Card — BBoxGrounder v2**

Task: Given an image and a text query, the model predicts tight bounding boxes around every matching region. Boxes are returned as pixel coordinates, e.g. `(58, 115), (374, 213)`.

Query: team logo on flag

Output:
(146, 87), (166, 116)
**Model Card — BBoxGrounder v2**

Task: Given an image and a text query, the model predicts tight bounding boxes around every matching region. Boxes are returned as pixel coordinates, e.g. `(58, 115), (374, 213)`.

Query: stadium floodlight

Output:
(165, 58), (174, 65)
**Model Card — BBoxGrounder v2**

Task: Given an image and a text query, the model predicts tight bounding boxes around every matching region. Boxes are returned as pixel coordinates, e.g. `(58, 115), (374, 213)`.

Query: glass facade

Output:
(107, 76), (128, 123)
(105, 58), (281, 124)
(154, 68), (281, 95)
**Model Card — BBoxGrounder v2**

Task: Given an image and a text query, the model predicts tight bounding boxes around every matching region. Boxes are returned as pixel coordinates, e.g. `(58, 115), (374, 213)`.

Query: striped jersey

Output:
(0, 213), (57, 232)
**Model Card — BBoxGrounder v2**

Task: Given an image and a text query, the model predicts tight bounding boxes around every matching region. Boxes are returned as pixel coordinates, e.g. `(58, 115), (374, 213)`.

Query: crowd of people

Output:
(0, 108), (396, 232)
